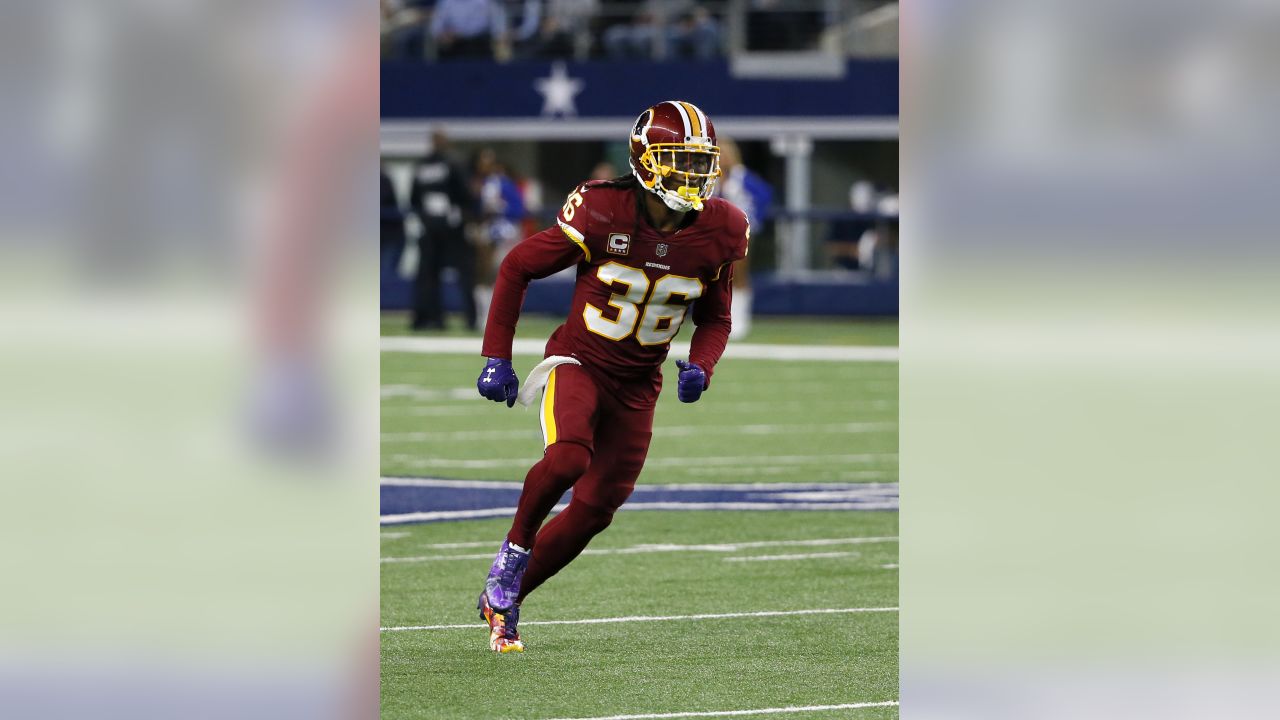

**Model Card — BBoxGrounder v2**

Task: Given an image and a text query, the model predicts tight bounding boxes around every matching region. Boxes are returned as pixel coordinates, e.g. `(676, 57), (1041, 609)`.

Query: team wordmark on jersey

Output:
(607, 233), (631, 255)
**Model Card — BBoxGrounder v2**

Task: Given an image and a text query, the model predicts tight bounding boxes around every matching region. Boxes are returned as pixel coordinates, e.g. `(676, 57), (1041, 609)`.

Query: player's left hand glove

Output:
(477, 357), (519, 408)
(675, 359), (708, 403)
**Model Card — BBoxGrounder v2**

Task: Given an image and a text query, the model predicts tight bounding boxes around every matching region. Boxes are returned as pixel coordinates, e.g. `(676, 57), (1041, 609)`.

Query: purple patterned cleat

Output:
(477, 591), (524, 653)
(477, 540), (530, 652)
(482, 540), (529, 611)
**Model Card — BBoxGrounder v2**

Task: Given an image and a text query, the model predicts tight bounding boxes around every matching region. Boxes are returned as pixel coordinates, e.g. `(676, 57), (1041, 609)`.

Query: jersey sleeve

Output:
(480, 224), (585, 360)
(709, 204), (751, 282)
(688, 262), (733, 384)
(726, 205), (751, 263)
(687, 204), (751, 381)
(554, 181), (624, 262)
(554, 183), (599, 262)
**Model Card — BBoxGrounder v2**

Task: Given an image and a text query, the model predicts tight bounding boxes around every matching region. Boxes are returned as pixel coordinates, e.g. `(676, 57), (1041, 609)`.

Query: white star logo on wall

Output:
(534, 62), (584, 117)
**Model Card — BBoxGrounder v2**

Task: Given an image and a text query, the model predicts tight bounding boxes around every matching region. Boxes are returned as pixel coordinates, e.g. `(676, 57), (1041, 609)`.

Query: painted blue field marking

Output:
(380, 477), (898, 525)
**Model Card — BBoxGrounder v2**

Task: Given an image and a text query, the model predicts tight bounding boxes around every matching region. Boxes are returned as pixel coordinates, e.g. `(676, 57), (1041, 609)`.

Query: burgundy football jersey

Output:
(482, 179), (749, 402)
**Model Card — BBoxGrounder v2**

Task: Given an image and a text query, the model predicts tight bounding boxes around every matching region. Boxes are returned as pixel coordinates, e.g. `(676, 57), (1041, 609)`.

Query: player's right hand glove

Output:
(477, 358), (519, 407)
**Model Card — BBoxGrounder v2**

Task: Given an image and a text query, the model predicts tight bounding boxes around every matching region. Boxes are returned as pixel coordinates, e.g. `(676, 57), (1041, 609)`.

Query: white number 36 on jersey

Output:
(582, 262), (704, 345)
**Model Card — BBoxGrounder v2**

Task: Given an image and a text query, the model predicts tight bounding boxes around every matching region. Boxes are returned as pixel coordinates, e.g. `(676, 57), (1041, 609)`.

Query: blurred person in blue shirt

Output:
(716, 138), (772, 340)
(668, 7), (722, 60)
(603, 1), (722, 60)
(471, 149), (527, 331)
(433, 0), (508, 59)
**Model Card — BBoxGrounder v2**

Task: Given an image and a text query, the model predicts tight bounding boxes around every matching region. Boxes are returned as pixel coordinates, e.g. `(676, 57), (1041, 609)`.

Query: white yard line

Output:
(380, 385), (479, 401)
(382, 476), (524, 489)
(382, 536), (898, 563)
(545, 701), (899, 720)
(380, 606), (899, 632)
(381, 421), (896, 443)
(381, 336), (898, 362)
(681, 467), (898, 480)
(380, 506), (551, 523)
(724, 551), (860, 563)
(881, 563), (899, 569)
(384, 453), (897, 470)
(710, 400), (895, 412)
(382, 400), (896, 415)
(380, 500), (898, 524)
(381, 405), (498, 416)
(609, 501), (901, 512)
(380, 477), (898, 492)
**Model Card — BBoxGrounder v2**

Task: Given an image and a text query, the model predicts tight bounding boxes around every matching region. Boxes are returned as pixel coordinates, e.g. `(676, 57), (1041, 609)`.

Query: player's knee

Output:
(544, 442), (591, 483)
(569, 498), (616, 536)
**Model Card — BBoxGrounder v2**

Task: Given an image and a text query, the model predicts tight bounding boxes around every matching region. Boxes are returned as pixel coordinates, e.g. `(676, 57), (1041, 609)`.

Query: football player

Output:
(474, 100), (748, 653)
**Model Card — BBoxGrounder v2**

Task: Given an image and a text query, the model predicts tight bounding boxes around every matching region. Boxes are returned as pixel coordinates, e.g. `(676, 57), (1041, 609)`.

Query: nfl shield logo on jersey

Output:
(656, 243), (668, 257)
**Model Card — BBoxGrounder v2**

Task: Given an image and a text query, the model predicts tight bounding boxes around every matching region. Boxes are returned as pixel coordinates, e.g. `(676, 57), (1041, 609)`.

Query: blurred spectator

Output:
(827, 180), (878, 271)
(602, 4), (659, 60)
(589, 160), (618, 180)
(381, 0), (434, 59)
(866, 188), (899, 280)
(716, 138), (772, 340)
(432, 0), (507, 59)
(513, 167), (545, 241)
(410, 129), (476, 330)
(668, 7), (722, 60)
(746, 0), (824, 51)
(531, 0), (600, 59)
(470, 149), (527, 330)
(477, 156), (527, 254)
(602, 0), (722, 61)
(381, 165), (407, 280)
(508, 0), (544, 58)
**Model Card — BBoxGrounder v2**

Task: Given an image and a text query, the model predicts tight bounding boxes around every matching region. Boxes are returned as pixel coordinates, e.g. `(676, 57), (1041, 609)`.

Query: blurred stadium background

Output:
(380, 0), (899, 326)
(380, 3), (900, 718)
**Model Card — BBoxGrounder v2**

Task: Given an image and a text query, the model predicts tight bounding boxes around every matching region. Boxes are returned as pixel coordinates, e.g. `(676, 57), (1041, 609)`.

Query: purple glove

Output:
(675, 359), (707, 403)
(477, 357), (519, 407)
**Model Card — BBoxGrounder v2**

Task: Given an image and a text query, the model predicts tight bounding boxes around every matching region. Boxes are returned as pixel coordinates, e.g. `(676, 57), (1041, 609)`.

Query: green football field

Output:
(381, 312), (899, 719)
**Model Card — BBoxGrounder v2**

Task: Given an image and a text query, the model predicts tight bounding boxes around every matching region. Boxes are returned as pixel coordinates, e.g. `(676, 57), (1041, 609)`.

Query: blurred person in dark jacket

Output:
(380, 0), (434, 59)
(381, 164), (407, 280)
(410, 129), (476, 330)
(827, 180), (878, 271)
(531, 0), (599, 59)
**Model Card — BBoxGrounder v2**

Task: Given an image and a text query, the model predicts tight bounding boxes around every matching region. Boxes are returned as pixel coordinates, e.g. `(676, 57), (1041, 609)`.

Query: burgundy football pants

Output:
(507, 363), (654, 602)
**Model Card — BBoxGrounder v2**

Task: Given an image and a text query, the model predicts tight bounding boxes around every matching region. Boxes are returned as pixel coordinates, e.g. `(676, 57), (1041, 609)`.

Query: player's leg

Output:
(517, 401), (654, 602)
(508, 364), (599, 550)
(478, 364), (599, 652)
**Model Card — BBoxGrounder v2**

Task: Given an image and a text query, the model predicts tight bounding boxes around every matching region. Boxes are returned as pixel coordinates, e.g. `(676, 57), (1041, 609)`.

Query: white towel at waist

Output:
(516, 355), (582, 407)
